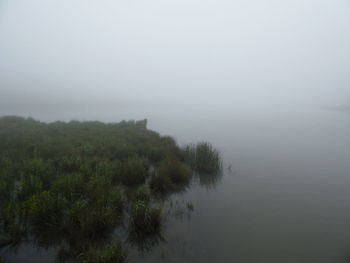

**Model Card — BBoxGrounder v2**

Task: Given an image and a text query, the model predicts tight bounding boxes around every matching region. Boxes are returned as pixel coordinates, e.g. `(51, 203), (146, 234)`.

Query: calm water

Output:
(2, 108), (350, 263)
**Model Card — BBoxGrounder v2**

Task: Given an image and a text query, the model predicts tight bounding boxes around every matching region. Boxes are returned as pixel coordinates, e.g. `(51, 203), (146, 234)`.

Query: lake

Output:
(2, 107), (350, 263)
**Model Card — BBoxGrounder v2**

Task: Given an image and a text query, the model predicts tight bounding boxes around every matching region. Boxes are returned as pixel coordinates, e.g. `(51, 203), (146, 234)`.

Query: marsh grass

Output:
(125, 186), (151, 203)
(159, 160), (192, 185)
(149, 172), (174, 196)
(0, 159), (16, 203)
(62, 187), (124, 239)
(129, 200), (162, 236)
(16, 174), (43, 202)
(23, 191), (67, 230)
(0, 117), (219, 262)
(69, 206), (118, 239)
(183, 142), (222, 174)
(51, 173), (85, 201)
(62, 200), (114, 239)
(126, 188), (164, 251)
(120, 157), (149, 186)
(149, 160), (192, 197)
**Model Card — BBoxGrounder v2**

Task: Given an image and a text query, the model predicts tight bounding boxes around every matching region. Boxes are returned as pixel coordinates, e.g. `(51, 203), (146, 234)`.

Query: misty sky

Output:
(0, 0), (350, 120)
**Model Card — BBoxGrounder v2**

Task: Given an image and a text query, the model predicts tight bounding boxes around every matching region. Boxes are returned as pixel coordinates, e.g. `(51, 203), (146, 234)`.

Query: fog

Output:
(1, 0), (350, 123)
(2, 2), (350, 263)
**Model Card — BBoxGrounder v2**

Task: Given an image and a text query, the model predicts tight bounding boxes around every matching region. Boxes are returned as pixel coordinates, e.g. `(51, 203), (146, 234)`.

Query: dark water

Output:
(2, 108), (350, 263)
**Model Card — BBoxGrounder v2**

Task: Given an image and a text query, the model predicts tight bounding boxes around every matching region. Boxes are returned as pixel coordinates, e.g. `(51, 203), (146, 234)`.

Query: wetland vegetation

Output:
(0, 116), (222, 263)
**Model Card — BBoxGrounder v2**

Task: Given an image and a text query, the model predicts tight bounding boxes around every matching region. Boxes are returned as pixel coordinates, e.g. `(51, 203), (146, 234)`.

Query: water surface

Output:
(2, 108), (350, 263)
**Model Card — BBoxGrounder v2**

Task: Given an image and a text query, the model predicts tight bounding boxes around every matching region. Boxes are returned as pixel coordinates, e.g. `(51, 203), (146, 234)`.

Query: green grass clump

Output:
(183, 142), (221, 174)
(64, 202), (119, 239)
(22, 158), (56, 189)
(120, 157), (149, 186)
(149, 160), (192, 196)
(126, 186), (151, 203)
(62, 187), (123, 239)
(16, 174), (43, 202)
(149, 172), (174, 196)
(159, 160), (191, 185)
(79, 244), (127, 263)
(51, 173), (85, 201)
(23, 191), (67, 230)
(0, 158), (16, 204)
(85, 175), (113, 203)
(129, 200), (162, 236)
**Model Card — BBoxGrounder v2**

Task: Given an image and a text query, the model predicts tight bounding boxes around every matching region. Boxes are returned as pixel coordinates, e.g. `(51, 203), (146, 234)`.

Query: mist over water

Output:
(1, 0), (350, 120)
(1, 0), (350, 262)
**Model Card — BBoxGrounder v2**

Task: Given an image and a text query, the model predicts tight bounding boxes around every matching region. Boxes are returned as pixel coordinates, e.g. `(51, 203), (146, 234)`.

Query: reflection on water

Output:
(0, 167), (222, 263)
(128, 228), (164, 253)
(196, 171), (223, 189)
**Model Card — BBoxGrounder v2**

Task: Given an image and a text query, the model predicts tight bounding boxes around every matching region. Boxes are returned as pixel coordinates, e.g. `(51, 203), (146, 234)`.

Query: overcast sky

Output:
(0, 0), (350, 120)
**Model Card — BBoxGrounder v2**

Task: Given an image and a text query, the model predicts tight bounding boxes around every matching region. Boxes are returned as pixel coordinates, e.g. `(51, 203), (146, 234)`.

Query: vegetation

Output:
(0, 116), (221, 262)
(129, 200), (162, 236)
(183, 142), (222, 174)
(149, 159), (192, 196)
(125, 186), (151, 203)
(120, 157), (149, 186)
